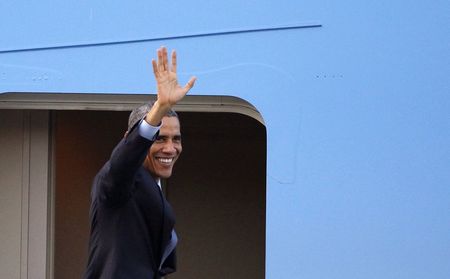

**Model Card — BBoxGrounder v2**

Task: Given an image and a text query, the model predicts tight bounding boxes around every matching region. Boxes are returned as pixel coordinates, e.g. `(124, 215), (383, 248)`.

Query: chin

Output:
(157, 170), (173, 179)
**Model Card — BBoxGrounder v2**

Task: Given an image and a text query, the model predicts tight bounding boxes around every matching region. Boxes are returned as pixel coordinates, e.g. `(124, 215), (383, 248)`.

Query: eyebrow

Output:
(157, 134), (182, 139)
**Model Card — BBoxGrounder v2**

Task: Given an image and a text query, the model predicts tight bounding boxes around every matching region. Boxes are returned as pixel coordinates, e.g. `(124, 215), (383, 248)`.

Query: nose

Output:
(162, 140), (176, 153)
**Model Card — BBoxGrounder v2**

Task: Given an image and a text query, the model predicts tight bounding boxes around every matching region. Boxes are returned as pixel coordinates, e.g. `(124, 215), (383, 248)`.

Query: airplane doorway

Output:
(53, 110), (266, 279)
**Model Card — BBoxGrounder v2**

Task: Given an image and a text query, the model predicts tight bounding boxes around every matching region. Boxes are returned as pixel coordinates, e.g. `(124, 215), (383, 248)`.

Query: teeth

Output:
(158, 158), (173, 164)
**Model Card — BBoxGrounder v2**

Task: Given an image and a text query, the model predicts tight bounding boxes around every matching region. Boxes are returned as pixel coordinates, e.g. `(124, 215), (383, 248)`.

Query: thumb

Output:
(182, 76), (197, 93)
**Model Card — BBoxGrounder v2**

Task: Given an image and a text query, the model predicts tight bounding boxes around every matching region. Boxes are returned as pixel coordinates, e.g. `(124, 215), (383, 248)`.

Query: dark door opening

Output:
(54, 110), (266, 279)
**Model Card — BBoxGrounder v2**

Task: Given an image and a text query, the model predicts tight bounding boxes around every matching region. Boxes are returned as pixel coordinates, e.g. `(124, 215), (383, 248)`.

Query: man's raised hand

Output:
(152, 46), (196, 110)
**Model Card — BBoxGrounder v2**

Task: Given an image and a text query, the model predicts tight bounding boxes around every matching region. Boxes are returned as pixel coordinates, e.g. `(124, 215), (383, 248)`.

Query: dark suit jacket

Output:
(84, 122), (176, 279)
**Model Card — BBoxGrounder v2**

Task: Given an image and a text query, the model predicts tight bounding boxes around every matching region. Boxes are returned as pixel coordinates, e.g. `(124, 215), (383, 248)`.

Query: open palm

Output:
(152, 47), (196, 108)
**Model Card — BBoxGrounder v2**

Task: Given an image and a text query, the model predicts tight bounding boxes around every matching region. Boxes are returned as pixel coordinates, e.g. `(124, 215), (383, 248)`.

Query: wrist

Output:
(145, 100), (171, 126)
(153, 100), (171, 114)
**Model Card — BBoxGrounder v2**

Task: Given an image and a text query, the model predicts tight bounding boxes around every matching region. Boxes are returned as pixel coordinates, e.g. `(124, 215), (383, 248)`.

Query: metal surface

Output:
(1, 0), (449, 278)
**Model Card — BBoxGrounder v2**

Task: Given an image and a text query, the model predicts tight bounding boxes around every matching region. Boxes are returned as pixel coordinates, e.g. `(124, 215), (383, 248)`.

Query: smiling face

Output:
(144, 116), (182, 179)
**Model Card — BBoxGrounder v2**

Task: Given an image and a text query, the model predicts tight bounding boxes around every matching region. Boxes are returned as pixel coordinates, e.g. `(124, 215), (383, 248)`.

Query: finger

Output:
(152, 59), (159, 78)
(182, 76), (197, 93)
(162, 47), (168, 71)
(171, 50), (177, 73)
(157, 48), (163, 72)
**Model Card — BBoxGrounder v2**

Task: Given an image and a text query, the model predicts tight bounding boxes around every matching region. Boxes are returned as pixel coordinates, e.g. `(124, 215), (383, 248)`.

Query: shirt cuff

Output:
(138, 118), (161, 140)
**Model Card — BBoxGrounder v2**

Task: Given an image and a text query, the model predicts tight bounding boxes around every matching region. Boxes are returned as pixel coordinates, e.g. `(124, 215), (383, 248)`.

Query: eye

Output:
(155, 136), (166, 143)
(173, 136), (182, 143)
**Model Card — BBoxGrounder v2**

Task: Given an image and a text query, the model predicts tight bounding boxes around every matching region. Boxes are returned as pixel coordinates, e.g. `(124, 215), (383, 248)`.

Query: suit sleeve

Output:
(94, 120), (157, 205)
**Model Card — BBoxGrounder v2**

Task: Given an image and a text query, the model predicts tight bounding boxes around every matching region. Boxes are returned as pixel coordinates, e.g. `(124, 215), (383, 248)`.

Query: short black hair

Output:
(127, 102), (178, 131)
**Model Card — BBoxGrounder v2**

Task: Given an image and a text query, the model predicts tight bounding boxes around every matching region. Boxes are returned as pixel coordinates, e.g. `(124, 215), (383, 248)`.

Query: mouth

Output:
(156, 157), (174, 165)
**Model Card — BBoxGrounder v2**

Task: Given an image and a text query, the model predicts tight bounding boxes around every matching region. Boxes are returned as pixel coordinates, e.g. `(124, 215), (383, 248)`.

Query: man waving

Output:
(84, 47), (196, 279)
